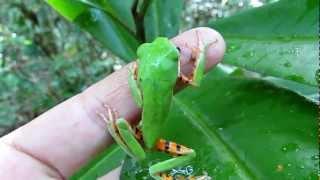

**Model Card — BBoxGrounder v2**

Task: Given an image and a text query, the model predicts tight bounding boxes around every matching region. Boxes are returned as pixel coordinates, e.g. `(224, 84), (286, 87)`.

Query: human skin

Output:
(0, 27), (225, 180)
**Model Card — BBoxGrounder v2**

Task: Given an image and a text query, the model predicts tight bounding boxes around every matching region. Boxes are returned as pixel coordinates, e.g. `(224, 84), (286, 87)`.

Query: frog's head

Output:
(137, 37), (179, 64)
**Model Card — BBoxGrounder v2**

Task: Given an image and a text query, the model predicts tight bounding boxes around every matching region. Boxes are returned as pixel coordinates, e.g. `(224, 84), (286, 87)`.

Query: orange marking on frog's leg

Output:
(156, 139), (193, 156)
(133, 126), (144, 143)
(158, 172), (174, 180)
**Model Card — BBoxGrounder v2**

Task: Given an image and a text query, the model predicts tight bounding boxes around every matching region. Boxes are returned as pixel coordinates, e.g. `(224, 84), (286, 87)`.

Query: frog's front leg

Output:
(128, 63), (143, 108)
(179, 30), (216, 86)
(99, 107), (146, 161)
(149, 139), (197, 180)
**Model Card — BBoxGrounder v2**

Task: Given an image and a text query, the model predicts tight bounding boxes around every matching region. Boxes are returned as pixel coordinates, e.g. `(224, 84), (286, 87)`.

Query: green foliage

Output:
(47, 0), (138, 61)
(120, 1), (319, 178)
(1, 0), (318, 179)
(122, 66), (318, 179)
(61, 0), (319, 179)
(143, 0), (183, 42)
(0, 0), (118, 134)
(210, 0), (318, 87)
(0, 0), (256, 135)
(210, 0), (318, 104)
(46, 0), (184, 60)
(71, 144), (126, 180)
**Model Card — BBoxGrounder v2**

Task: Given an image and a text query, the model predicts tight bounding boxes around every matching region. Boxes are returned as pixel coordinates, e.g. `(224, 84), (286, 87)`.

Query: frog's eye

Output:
(176, 46), (181, 53)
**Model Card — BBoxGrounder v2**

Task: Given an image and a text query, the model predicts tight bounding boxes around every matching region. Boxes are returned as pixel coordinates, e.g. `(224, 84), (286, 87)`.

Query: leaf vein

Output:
(174, 97), (255, 179)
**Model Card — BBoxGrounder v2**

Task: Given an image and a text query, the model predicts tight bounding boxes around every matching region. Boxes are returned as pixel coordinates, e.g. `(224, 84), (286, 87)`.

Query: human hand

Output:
(0, 27), (225, 179)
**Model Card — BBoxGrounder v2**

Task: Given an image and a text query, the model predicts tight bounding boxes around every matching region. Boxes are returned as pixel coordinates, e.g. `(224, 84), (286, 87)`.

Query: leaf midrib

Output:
(174, 97), (256, 179)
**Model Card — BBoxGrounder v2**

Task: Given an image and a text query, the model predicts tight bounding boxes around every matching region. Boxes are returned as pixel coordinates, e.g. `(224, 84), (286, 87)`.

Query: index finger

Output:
(0, 27), (225, 178)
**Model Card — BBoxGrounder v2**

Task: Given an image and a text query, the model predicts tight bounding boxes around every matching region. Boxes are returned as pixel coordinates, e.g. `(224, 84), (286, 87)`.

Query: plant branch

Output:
(132, 0), (153, 42)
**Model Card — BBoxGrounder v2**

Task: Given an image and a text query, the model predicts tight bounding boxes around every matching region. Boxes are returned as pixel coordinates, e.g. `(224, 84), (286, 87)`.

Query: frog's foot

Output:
(99, 105), (146, 161)
(98, 105), (131, 156)
(157, 173), (174, 180)
(189, 171), (212, 180)
(98, 104), (118, 135)
(155, 173), (210, 180)
(179, 70), (193, 84)
(154, 172), (210, 180)
(175, 175), (211, 180)
(178, 30), (217, 86)
(149, 139), (196, 180)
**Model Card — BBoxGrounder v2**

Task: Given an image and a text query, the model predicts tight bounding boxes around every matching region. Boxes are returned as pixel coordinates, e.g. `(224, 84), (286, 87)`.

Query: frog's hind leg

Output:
(158, 173), (174, 180)
(149, 139), (196, 180)
(99, 106), (146, 161)
(115, 118), (146, 160)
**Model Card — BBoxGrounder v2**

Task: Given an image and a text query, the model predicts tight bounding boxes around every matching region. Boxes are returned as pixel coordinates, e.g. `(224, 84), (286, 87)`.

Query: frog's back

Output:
(136, 37), (179, 149)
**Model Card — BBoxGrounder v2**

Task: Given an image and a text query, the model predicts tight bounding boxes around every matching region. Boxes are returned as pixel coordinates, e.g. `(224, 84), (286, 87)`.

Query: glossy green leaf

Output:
(209, 0), (318, 87)
(46, 0), (87, 21)
(228, 66), (319, 104)
(50, 0), (318, 178)
(78, 0), (136, 32)
(120, 67), (318, 179)
(74, 8), (140, 61)
(262, 76), (318, 104)
(71, 144), (125, 180)
(143, 0), (183, 42)
(46, 0), (140, 61)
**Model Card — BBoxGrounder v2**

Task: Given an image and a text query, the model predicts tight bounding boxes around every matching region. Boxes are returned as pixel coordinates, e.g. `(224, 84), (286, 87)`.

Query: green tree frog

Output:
(101, 36), (210, 180)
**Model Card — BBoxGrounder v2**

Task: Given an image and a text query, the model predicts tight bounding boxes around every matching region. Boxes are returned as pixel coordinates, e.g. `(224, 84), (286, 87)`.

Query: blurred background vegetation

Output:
(0, 0), (276, 136)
